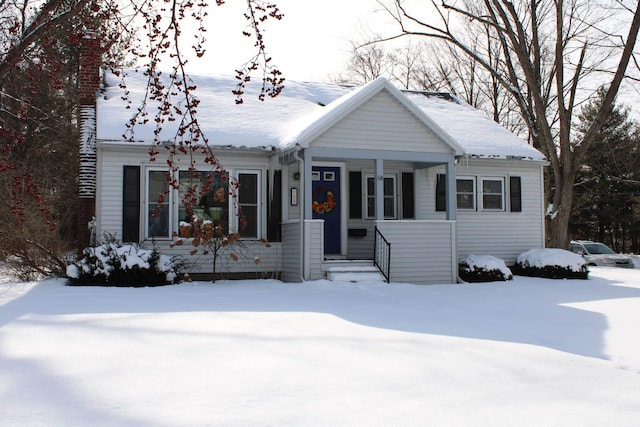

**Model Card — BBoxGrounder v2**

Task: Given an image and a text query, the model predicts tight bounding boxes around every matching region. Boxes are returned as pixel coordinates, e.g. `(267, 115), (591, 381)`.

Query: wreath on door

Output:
(312, 187), (337, 214)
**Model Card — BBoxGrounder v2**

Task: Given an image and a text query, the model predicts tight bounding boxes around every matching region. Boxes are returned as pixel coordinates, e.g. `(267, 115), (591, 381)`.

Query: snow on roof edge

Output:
(96, 70), (546, 162)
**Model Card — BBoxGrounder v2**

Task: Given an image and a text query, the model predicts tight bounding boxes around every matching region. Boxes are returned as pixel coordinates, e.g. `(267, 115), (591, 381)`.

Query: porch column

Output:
(445, 160), (457, 221)
(303, 149), (313, 220)
(375, 158), (384, 221)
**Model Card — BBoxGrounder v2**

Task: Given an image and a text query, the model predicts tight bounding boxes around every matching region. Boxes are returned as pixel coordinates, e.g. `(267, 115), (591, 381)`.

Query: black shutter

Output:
(267, 170), (282, 242)
(402, 172), (415, 219)
(510, 176), (522, 212)
(122, 166), (140, 242)
(349, 171), (362, 219)
(436, 173), (446, 212)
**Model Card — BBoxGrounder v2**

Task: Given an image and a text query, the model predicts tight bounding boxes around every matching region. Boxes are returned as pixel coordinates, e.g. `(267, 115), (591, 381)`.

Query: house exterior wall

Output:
(416, 159), (545, 265)
(344, 159), (416, 259)
(311, 90), (452, 154)
(96, 144), (283, 275)
(285, 163), (302, 221)
(280, 220), (324, 282)
(375, 220), (457, 284)
(304, 220), (325, 280)
(281, 220), (302, 282)
(152, 240), (283, 276)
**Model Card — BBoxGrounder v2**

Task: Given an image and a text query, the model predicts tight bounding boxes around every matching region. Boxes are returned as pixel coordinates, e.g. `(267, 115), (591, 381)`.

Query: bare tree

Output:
(332, 41), (394, 85)
(0, 0), (284, 273)
(0, 0), (283, 231)
(387, 41), (424, 89)
(378, 0), (640, 248)
(339, 33), (526, 135)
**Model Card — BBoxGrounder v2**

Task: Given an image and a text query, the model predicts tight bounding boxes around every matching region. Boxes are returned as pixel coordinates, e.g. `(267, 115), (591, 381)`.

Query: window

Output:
(456, 177), (476, 210)
(178, 170), (230, 237)
(144, 168), (263, 240)
(366, 175), (397, 219)
(237, 171), (260, 238)
(147, 170), (171, 239)
(481, 178), (505, 210)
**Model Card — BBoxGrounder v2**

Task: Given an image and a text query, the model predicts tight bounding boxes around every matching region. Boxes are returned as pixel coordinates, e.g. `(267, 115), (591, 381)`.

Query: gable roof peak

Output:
(281, 76), (465, 156)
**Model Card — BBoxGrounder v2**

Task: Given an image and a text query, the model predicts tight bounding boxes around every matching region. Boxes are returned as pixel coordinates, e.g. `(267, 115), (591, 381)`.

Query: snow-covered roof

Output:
(405, 92), (544, 161)
(97, 70), (545, 161)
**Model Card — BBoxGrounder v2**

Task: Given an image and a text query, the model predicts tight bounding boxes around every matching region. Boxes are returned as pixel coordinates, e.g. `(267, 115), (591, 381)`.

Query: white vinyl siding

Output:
(415, 160), (545, 265)
(375, 220), (456, 285)
(456, 163), (545, 265)
(96, 146), (150, 240)
(281, 220), (302, 282)
(311, 90), (454, 155)
(96, 145), (280, 275)
(305, 219), (325, 280)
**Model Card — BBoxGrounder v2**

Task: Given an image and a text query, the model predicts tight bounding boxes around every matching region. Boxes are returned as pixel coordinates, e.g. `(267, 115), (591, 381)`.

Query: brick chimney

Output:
(77, 33), (101, 251)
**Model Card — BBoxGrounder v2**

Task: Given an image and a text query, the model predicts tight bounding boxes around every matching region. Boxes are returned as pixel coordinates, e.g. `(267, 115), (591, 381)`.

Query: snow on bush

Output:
(458, 255), (513, 282)
(514, 248), (588, 279)
(66, 243), (181, 287)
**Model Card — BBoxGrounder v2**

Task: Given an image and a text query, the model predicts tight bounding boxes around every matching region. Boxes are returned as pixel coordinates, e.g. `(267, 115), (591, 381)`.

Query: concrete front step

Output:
(323, 261), (386, 282)
(328, 271), (387, 282)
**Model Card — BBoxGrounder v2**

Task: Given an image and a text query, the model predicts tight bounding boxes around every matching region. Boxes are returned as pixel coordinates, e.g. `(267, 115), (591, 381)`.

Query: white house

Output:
(83, 67), (547, 284)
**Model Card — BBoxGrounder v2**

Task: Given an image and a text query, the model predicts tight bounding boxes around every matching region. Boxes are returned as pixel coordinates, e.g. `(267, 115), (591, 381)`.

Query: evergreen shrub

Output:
(458, 255), (513, 283)
(512, 248), (589, 279)
(66, 243), (181, 286)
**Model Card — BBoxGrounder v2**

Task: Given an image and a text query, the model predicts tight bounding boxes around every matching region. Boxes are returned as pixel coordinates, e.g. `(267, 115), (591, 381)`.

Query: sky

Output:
(188, 0), (395, 82)
(169, 0), (640, 116)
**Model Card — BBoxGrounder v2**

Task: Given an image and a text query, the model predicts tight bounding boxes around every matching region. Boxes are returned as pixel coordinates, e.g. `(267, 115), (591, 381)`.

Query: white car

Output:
(569, 240), (634, 268)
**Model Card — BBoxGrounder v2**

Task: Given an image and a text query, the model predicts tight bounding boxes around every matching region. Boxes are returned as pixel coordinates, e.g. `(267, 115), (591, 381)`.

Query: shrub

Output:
(66, 243), (182, 287)
(458, 255), (513, 282)
(0, 215), (74, 281)
(513, 248), (588, 279)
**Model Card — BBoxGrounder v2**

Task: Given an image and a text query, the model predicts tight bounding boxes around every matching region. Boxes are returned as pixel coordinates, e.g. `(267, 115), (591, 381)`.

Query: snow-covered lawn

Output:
(2, 268), (640, 426)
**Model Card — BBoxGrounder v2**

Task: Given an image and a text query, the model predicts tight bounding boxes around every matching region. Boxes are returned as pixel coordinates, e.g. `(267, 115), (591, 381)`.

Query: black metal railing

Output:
(374, 226), (391, 282)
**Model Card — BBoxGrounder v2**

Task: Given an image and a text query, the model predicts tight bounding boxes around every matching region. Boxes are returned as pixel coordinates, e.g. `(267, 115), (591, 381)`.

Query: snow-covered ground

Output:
(2, 267), (640, 426)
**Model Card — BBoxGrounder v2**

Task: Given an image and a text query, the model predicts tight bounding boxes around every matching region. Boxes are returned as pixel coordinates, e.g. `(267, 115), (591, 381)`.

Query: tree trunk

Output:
(546, 176), (574, 249)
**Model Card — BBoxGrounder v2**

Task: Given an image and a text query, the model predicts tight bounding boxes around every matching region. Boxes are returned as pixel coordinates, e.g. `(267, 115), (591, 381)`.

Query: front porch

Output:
(281, 219), (457, 284)
(275, 78), (464, 284)
(278, 141), (461, 284)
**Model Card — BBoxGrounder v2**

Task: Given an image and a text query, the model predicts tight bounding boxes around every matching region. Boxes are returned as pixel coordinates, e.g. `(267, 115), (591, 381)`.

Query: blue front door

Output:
(312, 166), (341, 255)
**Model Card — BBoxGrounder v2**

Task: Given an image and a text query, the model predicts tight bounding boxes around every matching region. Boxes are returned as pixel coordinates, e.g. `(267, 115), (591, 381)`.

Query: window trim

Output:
(480, 177), (505, 211)
(144, 166), (265, 241)
(145, 169), (173, 240)
(234, 169), (262, 238)
(364, 173), (398, 219)
(456, 176), (476, 211)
